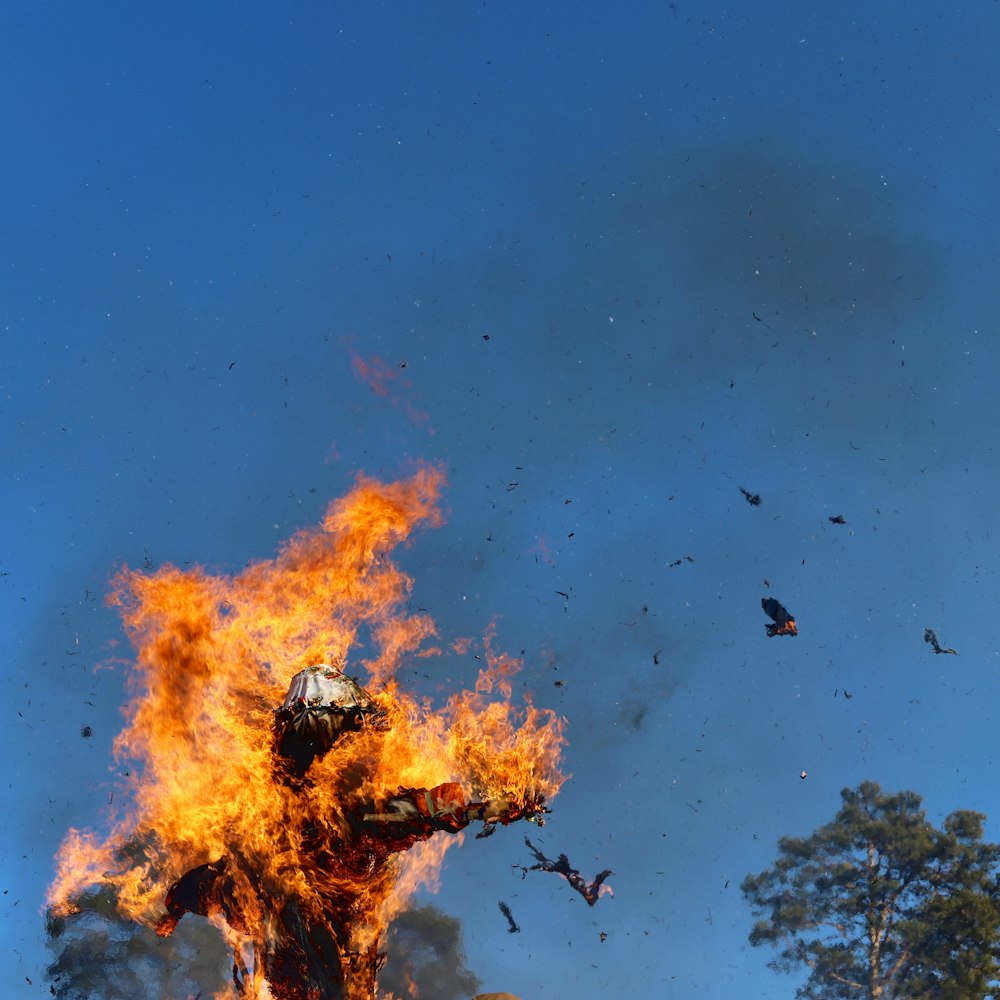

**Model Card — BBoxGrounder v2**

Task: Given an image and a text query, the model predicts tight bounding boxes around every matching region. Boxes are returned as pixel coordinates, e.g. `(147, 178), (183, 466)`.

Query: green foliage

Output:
(742, 781), (1000, 1000)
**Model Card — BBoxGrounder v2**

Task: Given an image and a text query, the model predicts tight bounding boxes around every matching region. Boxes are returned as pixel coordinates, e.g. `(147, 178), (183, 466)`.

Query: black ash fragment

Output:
(740, 487), (762, 506)
(498, 900), (520, 933)
(924, 628), (958, 655)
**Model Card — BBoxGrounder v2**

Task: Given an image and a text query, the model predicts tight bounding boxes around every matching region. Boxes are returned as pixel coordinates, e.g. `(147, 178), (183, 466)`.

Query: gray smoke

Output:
(380, 904), (482, 1000)
(45, 886), (230, 1000)
(47, 894), (480, 1000)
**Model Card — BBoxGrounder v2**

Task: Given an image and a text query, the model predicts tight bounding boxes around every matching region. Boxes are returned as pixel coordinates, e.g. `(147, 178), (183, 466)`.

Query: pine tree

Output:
(742, 781), (1000, 999)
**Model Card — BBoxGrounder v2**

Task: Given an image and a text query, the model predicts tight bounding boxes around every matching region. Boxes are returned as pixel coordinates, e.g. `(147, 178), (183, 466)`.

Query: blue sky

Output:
(4, 1), (1000, 997)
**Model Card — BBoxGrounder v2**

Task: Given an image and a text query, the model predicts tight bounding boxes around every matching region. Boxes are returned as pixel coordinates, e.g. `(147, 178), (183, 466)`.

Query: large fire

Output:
(48, 467), (566, 999)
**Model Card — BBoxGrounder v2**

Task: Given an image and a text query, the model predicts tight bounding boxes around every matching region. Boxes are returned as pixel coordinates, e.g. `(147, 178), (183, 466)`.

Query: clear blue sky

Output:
(4, 1), (1000, 997)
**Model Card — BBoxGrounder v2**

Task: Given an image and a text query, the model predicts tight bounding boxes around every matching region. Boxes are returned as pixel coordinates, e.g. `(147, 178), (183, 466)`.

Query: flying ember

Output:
(761, 597), (798, 638)
(48, 467), (567, 999)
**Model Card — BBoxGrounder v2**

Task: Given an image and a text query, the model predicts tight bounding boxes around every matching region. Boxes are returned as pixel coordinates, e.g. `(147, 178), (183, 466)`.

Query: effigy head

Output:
(274, 663), (389, 774)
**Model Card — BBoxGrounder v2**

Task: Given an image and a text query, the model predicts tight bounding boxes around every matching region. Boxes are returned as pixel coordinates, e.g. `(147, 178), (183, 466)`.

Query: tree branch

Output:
(826, 969), (864, 990)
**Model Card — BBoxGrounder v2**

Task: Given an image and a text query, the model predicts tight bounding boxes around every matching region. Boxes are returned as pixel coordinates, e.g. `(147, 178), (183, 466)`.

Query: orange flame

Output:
(48, 467), (566, 997)
(769, 619), (798, 637)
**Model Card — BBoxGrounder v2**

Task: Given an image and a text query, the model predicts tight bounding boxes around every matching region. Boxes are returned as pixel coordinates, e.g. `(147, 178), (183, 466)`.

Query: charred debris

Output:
(761, 597), (798, 638)
(924, 629), (958, 655)
(517, 838), (612, 907)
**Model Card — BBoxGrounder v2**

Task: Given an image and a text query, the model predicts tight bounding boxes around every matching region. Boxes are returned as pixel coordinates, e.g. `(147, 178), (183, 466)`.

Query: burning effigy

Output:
(48, 467), (566, 1000)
